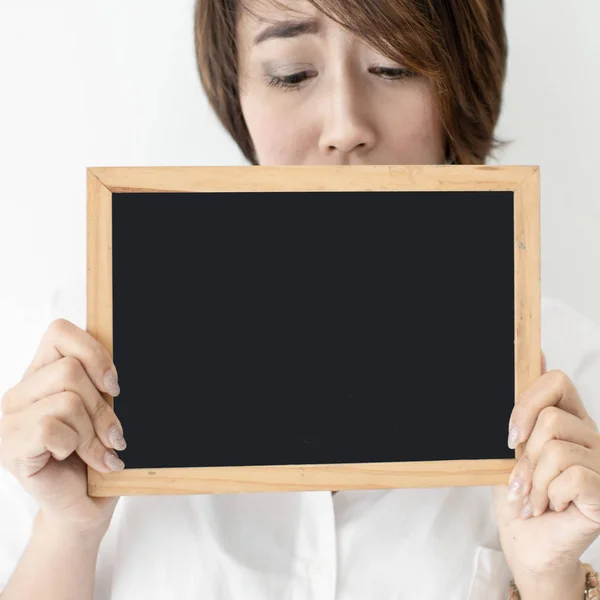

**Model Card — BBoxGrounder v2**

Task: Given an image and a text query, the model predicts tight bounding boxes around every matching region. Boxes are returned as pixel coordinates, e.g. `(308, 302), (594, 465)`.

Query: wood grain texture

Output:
(86, 164), (539, 496)
(86, 169), (115, 494)
(514, 167), (541, 461)
(88, 459), (516, 497)
(89, 164), (535, 193)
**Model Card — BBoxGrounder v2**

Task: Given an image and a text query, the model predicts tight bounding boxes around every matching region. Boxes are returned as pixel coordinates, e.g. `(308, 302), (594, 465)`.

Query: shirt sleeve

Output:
(467, 545), (513, 600)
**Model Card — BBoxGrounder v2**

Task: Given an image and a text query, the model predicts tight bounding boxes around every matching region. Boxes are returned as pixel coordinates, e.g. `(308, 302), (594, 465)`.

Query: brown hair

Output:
(194, 0), (507, 165)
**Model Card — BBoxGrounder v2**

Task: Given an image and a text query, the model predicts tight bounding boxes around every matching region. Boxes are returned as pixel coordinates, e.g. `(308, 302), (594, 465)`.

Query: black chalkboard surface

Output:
(86, 165), (540, 496)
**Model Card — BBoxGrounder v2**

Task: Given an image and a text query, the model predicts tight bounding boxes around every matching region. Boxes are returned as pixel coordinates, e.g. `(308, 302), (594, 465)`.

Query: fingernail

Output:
(508, 426), (519, 449)
(104, 369), (120, 397)
(104, 451), (125, 471)
(507, 476), (523, 501)
(108, 426), (127, 451)
(520, 499), (533, 519)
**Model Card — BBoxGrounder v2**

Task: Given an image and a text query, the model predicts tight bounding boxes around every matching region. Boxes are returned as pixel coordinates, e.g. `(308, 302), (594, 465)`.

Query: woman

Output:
(1, 0), (600, 598)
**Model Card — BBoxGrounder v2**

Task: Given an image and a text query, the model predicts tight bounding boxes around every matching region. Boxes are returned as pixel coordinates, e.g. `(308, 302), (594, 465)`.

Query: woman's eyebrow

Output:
(253, 18), (321, 45)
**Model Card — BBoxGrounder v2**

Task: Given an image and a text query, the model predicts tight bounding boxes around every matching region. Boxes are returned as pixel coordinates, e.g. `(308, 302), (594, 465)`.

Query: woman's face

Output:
(237, 0), (446, 166)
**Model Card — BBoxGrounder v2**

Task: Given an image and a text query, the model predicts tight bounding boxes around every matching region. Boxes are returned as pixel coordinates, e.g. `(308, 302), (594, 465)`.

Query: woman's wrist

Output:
(34, 509), (108, 550)
(1, 510), (104, 600)
(511, 560), (587, 600)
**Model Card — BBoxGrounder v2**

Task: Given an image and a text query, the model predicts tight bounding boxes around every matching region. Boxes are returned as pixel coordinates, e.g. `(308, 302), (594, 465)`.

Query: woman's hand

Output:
(0, 318), (126, 539)
(493, 353), (600, 596)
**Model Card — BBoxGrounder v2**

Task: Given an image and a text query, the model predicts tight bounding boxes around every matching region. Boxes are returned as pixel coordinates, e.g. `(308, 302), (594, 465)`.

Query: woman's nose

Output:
(318, 78), (377, 158)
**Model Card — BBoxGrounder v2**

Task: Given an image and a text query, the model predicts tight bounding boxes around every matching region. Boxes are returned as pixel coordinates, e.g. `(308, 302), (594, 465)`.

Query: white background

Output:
(0, 0), (598, 387)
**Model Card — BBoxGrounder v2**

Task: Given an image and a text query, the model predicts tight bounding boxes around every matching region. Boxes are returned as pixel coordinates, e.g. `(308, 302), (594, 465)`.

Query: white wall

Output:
(0, 0), (244, 319)
(493, 0), (600, 324)
(0, 0), (599, 386)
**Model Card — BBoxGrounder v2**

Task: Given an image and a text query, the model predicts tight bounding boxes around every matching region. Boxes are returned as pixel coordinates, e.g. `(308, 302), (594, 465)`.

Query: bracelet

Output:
(508, 563), (599, 599)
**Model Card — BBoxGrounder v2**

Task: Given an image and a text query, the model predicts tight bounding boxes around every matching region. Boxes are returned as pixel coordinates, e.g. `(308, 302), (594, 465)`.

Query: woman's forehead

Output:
(236, 0), (327, 48)
(239, 0), (321, 23)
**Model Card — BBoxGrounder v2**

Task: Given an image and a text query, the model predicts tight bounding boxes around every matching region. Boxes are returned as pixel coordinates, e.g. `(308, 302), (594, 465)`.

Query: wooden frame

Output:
(87, 165), (540, 497)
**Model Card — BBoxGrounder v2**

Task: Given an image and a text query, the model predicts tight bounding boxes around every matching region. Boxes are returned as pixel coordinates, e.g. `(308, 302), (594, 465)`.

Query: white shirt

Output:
(2, 278), (600, 600)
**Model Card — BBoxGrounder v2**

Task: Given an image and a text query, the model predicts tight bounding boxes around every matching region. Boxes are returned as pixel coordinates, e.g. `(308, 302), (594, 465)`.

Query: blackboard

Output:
(86, 165), (540, 496)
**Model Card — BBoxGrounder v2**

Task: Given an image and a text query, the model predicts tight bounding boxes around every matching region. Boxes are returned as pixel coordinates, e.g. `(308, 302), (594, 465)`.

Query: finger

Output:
(508, 406), (600, 502)
(1, 357), (126, 452)
(541, 350), (547, 374)
(21, 318), (120, 396)
(508, 370), (590, 450)
(0, 410), (124, 478)
(0, 415), (78, 477)
(548, 465), (600, 518)
(492, 483), (527, 526)
(30, 392), (123, 473)
(522, 440), (596, 518)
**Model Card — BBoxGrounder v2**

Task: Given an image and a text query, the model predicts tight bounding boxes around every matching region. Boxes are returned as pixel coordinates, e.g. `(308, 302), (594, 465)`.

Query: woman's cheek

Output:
(245, 102), (316, 165)
(384, 86), (445, 164)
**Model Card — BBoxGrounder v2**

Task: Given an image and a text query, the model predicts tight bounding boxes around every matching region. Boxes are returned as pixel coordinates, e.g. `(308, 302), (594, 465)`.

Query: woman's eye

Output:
(265, 66), (416, 92)
(266, 71), (313, 91)
(370, 66), (416, 80)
